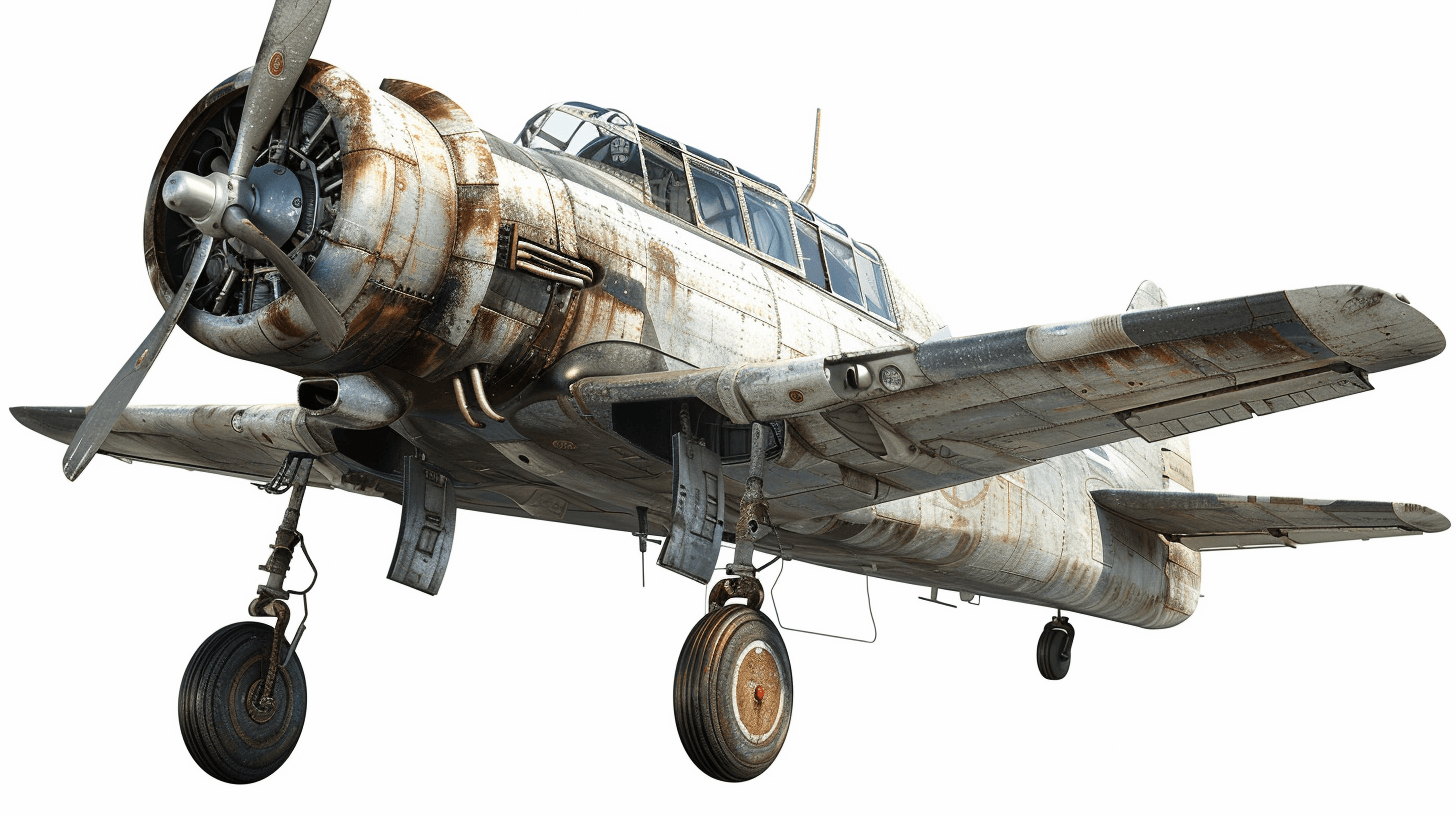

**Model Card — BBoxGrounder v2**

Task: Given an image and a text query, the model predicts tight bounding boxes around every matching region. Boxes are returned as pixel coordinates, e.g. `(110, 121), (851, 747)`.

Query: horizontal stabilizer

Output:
(1092, 489), (1448, 551)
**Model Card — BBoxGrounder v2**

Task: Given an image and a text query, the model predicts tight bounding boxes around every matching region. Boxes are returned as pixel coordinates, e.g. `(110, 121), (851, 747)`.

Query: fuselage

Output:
(148, 80), (1201, 630)
(428, 107), (1201, 629)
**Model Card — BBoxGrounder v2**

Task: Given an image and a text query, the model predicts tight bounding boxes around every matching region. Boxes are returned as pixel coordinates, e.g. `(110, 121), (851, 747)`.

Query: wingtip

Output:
(1394, 503), (1450, 534)
(1285, 285), (1446, 372)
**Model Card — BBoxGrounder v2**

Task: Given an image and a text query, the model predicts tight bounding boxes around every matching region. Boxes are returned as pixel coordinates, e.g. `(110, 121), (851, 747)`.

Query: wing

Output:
(11, 404), (330, 485)
(1091, 489), (1450, 550)
(573, 285), (1443, 513)
(11, 403), (636, 529)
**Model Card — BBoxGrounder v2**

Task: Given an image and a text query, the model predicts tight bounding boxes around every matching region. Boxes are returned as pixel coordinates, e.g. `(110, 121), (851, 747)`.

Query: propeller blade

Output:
(223, 206), (347, 350)
(62, 236), (216, 481)
(229, 0), (332, 177)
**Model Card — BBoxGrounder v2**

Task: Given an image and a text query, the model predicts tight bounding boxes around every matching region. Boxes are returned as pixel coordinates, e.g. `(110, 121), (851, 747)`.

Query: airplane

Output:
(8, 0), (1451, 792)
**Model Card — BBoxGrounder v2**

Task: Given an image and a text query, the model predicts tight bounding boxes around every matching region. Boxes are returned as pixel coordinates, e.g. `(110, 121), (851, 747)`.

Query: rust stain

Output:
(261, 300), (309, 345)
(453, 187), (502, 263)
(388, 326), (452, 375)
(647, 239), (679, 311)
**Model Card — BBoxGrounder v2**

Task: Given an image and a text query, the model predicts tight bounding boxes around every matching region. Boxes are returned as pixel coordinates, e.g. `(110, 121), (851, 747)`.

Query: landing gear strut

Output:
(178, 455), (315, 783)
(1036, 614), (1075, 680)
(672, 422), (793, 782)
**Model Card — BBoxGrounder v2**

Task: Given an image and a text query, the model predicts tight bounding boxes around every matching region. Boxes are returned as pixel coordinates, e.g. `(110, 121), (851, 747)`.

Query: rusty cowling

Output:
(372, 81), (592, 393)
(145, 61), (460, 375)
(377, 78), (517, 381)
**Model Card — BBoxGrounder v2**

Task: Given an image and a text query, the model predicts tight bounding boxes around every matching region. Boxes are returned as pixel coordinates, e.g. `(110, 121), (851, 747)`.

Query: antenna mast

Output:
(797, 109), (822, 205)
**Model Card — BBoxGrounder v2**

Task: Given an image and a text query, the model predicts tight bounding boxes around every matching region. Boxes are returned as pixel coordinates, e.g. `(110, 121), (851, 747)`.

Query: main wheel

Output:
(178, 622), (307, 783)
(1036, 617), (1075, 681)
(673, 605), (792, 782)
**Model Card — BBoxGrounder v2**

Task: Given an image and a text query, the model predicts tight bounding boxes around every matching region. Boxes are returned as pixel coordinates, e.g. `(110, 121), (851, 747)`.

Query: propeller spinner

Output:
(62, 0), (334, 481)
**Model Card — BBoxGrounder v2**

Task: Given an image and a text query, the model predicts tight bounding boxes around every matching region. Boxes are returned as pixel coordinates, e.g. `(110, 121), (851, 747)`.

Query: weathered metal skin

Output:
(104, 76), (1440, 635)
(775, 438), (1202, 629)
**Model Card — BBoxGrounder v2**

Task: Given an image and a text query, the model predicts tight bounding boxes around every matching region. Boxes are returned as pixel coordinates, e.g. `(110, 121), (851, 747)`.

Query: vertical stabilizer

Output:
(1126, 279), (1168, 311)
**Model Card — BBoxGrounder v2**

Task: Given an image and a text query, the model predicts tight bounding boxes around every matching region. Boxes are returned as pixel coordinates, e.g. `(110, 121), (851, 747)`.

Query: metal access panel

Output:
(389, 456), (456, 595)
(658, 433), (724, 584)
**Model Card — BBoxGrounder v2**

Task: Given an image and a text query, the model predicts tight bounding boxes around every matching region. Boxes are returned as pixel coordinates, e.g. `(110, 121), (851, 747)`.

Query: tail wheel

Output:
(178, 622), (307, 784)
(673, 605), (793, 782)
(1036, 616), (1075, 681)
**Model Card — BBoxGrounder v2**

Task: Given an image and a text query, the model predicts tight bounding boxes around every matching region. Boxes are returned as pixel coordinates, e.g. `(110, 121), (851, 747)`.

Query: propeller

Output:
(62, 0), (334, 481)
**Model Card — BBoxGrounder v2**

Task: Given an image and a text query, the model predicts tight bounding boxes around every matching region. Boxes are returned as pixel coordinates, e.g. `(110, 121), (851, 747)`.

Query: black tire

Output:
(1037, 617), (1075, 681)
(673, 605), (792, 782)
(178, 622), (307, 784)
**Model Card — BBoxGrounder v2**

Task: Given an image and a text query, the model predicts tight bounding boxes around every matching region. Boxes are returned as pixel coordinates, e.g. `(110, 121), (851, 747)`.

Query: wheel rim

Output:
(730, 639), (786, 744)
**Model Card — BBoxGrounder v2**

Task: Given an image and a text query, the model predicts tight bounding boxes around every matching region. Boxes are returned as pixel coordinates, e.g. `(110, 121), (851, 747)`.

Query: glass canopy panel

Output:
(645, 148), (692, 223)
(855, 248), (893, 320)
(535, 109), (584, 150)
(690, 163), (747, 245)
(743, 187), (798, 268)
(820, 231), (862, 306)
(795, 217), (827, 289)
(565, 121), (605, 154)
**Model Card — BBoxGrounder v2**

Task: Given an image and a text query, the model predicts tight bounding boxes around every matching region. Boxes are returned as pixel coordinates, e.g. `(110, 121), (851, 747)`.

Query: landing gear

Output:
(673, 600), (793, 782)
(178, 454), (316, 783)
(179, 622), (307, 784)
(1036, 614), (1075, 680)
(671, 421), (794, 781)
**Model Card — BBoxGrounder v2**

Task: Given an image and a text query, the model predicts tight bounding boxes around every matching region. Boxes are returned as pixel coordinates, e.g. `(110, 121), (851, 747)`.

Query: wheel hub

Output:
(731, 641), (784, 743)
(245, 679), (279, 724)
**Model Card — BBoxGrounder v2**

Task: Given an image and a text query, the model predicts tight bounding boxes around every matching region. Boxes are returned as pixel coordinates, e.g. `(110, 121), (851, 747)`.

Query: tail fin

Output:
(1126, 279), (1168, 311)
(1124, 281), (1195, 490)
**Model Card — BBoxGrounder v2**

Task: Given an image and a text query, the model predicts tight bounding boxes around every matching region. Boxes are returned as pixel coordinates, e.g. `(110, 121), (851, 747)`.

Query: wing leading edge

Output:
(11, 404), (330, 485)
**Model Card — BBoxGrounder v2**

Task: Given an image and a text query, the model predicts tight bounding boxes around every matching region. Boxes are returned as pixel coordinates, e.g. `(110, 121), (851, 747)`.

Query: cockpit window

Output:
(820, 230), (863, 307)
(645, 146), (692, 223)
(795, 217), (827, 290)
(525, 108), (587, 151)
(854, 244), (893, 320)
(519, 106), (643, 179)
(689, 162), (747, 245)
(743, 186), (797, 268)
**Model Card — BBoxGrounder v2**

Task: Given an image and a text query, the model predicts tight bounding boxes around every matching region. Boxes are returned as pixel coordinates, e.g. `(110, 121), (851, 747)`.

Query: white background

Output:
(3, 1), (1451, 814)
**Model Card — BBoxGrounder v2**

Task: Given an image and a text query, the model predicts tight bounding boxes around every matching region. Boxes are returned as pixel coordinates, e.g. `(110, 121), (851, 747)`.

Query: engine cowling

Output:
(145, 61), (504, 378)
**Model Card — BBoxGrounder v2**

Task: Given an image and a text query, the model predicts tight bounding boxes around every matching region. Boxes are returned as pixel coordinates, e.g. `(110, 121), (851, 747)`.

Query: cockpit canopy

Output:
(517, 102), (895, 323)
